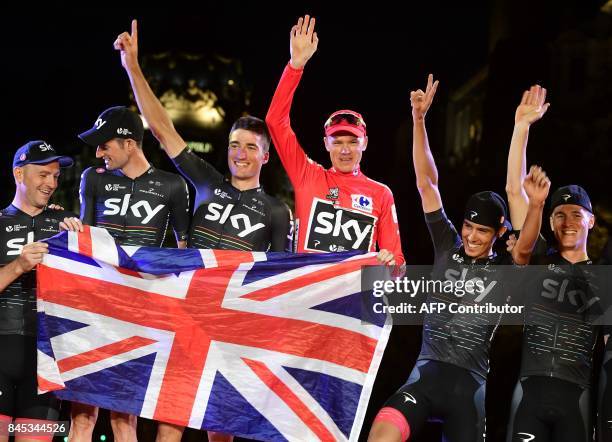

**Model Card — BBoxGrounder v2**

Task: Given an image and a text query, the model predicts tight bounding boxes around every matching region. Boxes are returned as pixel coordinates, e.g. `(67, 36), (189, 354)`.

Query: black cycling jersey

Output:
(519, 250), (599, 387)
(379, 208), (514, 442)
(417, 208), (513, 379)
(79, 165), (189, 247)
(0, 204), (76, 336)
(171, 148), (292, 252)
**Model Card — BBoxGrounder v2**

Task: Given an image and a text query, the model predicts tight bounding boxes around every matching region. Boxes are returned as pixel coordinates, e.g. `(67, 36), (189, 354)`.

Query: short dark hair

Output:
(229, 116), (271, 152)
(116, 138), (143, 149)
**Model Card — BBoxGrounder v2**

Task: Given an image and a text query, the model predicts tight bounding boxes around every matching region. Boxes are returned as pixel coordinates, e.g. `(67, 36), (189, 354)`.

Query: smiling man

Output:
(265, 15), (404, 267)
(0, 140), (75, 442)
(78, 106), (190, 249)
(73, 105), (191, 441)
(112, 19), (292, 442)
(368, 76), (548, 442)
(504, 85), (602, 442)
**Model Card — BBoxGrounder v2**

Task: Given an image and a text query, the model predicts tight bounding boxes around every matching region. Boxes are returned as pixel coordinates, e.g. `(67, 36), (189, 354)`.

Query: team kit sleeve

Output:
(78, 167), (97, 225)
(377, 189), (405, 266)
(169, 175), (191, 243)
(171, 147), (224, 198)
(424, 208), (462, 258)
(269, 202), (293, 253)
(265, 63), (316, 188)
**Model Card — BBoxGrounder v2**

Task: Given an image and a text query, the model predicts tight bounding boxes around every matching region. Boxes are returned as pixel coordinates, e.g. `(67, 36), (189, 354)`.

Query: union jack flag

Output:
(37, 226), (390, 441)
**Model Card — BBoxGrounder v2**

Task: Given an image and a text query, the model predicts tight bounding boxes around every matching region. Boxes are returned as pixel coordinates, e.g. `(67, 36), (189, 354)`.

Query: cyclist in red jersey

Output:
(266, 15), (404, 268)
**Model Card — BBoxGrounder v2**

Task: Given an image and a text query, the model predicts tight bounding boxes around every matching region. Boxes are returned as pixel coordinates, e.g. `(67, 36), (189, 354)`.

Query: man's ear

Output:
(588, 213), (595, 230)
(549, 215), (554, 232)
(127, 139), (138, 153)
(13, 167), (23, 184)
(361, 136), (368, 151)
(323, 136), (332, 152)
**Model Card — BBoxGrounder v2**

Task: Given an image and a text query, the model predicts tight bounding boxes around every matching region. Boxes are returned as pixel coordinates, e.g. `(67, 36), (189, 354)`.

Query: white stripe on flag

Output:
(37, 349), (65, 393)
(199, 249), (218, 268)
(122, 245), (142, 257)
(68, 230), (79, 253)
(251, 252), (267, 262)
(220, 357), (320, 441)
(90, 227), (119, 266)
(187, 341), (223, 428)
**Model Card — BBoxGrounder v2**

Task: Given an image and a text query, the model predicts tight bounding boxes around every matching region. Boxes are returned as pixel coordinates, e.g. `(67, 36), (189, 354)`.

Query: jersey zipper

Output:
(218, 191), (241, 248)
(550, 321), (559, 377)
(125, 179), (135, 242)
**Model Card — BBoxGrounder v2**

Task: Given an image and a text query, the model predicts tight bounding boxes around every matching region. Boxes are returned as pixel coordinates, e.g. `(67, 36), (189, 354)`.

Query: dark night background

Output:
(3, 1), (611, 440)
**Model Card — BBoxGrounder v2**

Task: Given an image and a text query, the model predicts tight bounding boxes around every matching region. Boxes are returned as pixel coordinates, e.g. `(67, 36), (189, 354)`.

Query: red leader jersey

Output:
(266, 63), (404, 265)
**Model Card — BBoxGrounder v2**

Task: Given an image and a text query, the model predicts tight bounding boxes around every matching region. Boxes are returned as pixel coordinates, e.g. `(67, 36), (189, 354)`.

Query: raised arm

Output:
(511, 165), (550, 265)
(289, 15), (319, 70)
(411, 74), (442, 213)
(506, 85), (550, 229)
(265, 15), (319, 187)
(114, 19), (186, 159)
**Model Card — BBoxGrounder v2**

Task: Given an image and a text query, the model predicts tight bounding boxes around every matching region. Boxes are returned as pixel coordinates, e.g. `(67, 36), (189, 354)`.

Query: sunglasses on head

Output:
(324, 112), (366, 129)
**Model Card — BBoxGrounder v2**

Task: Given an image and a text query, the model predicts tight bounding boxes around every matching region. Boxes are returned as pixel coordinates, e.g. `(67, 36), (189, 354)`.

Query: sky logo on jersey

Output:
(351, 195), (373, 214)
(305, 199), (376, 253)
(103, 195), (165, 224)
(204, 203), (265, 238)
(541, 277), (600, 313)
(6, 231), (35, 256)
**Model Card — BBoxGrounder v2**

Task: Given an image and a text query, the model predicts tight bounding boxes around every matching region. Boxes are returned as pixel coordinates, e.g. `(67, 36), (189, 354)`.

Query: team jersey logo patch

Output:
(351, 194), (373, 213)
(325, 187), (339, 201)
(214, 188), (232, 200)
(305, 198), (376, 253)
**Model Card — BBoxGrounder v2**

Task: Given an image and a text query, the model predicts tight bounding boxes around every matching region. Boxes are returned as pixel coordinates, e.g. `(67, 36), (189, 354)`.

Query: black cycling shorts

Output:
(383, 359), (486, 442)
(598, 352), (612, 442)
(507, 376), (591, 442)
(0, 335), (60, 420)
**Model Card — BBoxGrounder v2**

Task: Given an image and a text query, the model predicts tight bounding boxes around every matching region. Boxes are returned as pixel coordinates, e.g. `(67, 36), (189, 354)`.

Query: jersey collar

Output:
(223, 176), (264, 194)
(329, 165), (362, 177)
(112, 164), (156, 180)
